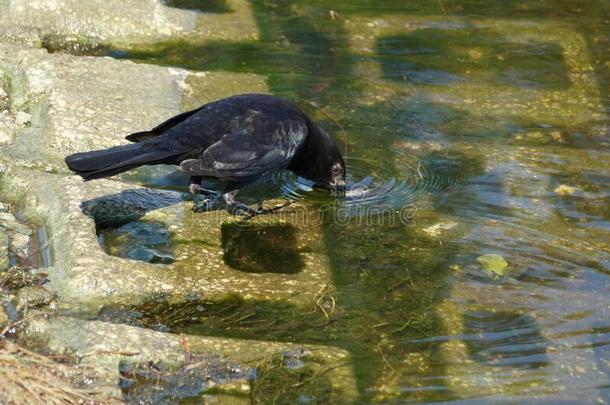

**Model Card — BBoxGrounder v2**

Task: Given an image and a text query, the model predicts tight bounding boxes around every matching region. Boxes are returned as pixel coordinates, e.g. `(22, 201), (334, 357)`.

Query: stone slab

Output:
(0, 165), (334, 317)
(22, 313), (358, 403)
(0, 43), (266, 170)
(0, 0), (258, 47)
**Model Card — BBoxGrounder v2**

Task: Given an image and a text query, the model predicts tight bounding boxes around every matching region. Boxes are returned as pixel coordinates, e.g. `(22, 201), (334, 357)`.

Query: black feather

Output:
(65, 143), (185, 181)
(65, 94), (345, 193)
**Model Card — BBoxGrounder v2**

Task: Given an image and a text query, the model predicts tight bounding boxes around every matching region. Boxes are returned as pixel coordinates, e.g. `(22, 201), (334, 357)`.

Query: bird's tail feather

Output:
(65, 143), (182, 181)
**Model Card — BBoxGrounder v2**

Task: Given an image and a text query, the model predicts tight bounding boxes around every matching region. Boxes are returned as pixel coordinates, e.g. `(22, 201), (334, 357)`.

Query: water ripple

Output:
(249, 149), (465, 216)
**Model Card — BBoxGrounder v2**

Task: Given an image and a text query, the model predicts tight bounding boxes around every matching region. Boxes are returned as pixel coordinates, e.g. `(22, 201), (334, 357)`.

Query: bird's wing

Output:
(179, 120), (307, 183)
(125, 105), (206, 142)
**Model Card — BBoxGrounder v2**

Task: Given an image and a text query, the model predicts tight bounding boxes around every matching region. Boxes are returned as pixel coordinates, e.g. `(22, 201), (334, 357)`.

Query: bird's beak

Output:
(330, 176), (346, 195)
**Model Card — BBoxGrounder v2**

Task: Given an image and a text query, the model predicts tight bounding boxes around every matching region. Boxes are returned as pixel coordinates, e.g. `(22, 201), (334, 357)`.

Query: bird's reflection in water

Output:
(221, 222), (304, 274)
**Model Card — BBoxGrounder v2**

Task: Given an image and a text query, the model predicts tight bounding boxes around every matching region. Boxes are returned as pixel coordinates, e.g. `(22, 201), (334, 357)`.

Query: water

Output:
(96, 0), (609, 403)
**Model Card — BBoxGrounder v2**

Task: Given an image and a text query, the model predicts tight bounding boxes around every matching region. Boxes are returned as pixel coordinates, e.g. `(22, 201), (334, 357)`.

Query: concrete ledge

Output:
(0, 43), (266, 169)
(22, 313), (358, 403)
(0, 0), (258, 47)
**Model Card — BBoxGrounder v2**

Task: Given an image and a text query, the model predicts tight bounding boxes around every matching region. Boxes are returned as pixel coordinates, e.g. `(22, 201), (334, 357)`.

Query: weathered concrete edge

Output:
(0, 0), (258, 48)
(21, 313), (359, 402)
(0, 167), (180, 314)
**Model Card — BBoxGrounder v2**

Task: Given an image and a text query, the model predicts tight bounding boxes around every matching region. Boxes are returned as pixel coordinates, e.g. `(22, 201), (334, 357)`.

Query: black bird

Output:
(65, 94), (346, 216)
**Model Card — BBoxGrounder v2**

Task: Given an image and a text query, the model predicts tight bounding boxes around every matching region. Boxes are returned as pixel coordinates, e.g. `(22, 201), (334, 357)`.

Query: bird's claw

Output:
(190, 183), (222, 212)
(227, 201), (292, 219)
(192, 198), (217, 212)
(227, 202), (258, 217)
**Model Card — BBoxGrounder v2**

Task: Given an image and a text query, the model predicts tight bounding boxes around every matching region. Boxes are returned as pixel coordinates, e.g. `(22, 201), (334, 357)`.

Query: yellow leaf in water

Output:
(477, 254), (508, 277)
(554, 184), (578, 196)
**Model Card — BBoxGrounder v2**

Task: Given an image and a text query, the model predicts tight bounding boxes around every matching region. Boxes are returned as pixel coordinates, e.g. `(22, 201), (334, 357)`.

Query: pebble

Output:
(15, 111), (31, 126)
(0, 212), (32, 235)
(15, 285), (54, 313)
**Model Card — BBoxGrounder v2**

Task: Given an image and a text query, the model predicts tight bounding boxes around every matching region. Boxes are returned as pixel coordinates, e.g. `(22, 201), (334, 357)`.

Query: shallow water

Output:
(98, 0), (608, 403)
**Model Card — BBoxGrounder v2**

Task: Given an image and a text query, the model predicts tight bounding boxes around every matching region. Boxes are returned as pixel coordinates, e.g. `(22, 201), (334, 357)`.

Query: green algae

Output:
(251, 352), (337, 405)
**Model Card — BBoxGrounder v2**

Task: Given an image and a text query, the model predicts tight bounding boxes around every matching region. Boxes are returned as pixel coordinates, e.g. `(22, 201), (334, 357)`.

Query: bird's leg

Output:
(188, 176), (204, 195)
(223, 190), (292, 219)
(223, 190), (256, 216)
(190, 177), (222, 212)
(193, 189), (222, 212)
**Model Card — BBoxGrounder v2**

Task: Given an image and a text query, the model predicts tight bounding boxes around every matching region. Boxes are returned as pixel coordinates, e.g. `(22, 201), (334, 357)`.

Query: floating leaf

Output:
(554, 184), (578, 196)
(477, 254), (508, 278)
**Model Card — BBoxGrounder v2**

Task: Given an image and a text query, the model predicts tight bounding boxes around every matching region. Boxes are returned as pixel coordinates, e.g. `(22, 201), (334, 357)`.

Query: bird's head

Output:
(316, 150), (345, 193)
(311, 140), (346, 194)
(290, 122), (346, 194)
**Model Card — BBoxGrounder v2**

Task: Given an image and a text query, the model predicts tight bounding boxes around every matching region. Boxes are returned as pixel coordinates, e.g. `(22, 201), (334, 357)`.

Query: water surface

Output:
(98, 1), (609, 403)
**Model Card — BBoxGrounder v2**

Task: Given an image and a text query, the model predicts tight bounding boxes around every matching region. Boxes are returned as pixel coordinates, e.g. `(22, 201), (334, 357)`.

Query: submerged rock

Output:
(102, 221), (175, 264)
(422, 221), (458, 237)
(15, 286), (54, 313)
(21, 314), (358, 403)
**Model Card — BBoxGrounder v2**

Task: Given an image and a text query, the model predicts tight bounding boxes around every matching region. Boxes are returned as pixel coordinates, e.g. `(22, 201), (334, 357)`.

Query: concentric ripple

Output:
(244, 147), (466, 216)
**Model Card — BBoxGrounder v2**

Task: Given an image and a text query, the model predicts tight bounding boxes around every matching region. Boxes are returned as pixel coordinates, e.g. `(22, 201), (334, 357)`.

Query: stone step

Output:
(0, 43), (266, 170)
(22, 313), (358, 403)
(0, 0), (258, 48)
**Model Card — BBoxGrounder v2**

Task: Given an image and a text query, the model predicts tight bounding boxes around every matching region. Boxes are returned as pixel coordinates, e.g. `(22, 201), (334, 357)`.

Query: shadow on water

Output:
(461, 311), (550, 370)
(81, 188), (185, 228)
(165, 0), (231, 13)
(221, 222), (304, 274)
(377, 29), (571, 90)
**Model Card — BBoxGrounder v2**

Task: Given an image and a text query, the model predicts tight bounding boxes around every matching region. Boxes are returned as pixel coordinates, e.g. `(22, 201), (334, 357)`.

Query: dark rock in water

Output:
(126, 246), (174, 265)
(101, 221), (175, 265)
(118, 355), (252, 404)
(97, 306), (144, 327)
